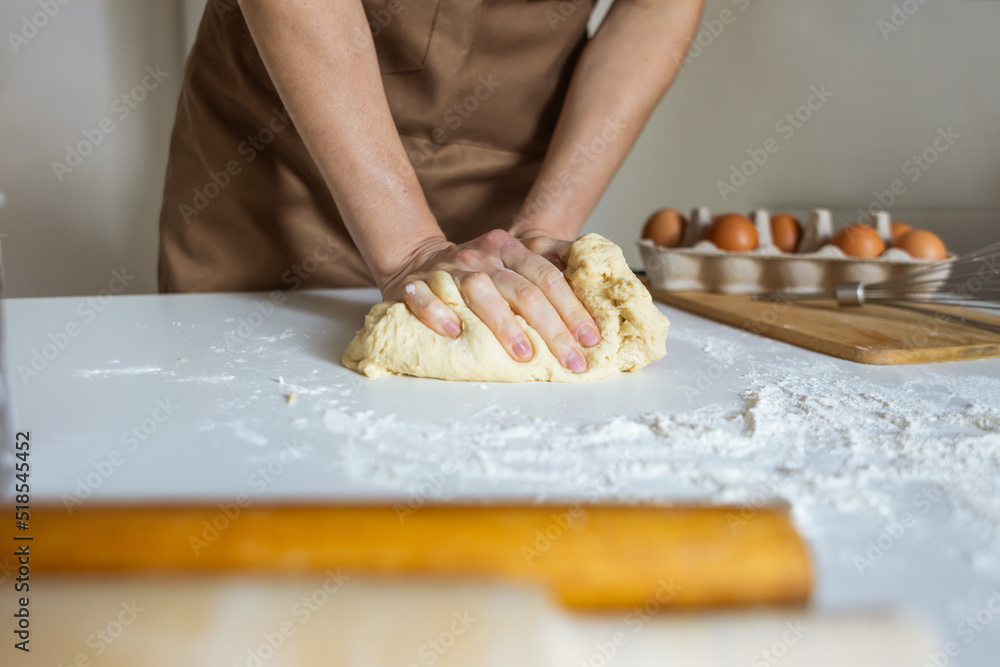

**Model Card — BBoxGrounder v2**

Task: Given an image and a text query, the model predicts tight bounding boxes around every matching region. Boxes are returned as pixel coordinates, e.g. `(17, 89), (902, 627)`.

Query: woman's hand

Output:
(512, 234), (573, 272)
(378, 229), (600, 373)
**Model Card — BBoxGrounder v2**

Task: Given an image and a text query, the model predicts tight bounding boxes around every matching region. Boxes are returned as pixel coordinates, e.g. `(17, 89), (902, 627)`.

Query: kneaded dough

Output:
(343, 233), (670, 382)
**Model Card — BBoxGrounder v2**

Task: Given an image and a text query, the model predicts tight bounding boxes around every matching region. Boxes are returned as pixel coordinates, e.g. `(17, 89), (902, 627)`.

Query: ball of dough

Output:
(343, 234), (671, 382)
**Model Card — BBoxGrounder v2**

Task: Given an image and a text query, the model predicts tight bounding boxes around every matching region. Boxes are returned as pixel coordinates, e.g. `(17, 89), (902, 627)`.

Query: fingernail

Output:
(513, 338), (533, 360)
(565, 350), (587, 373)
(444, 320), (461, 336)
(578, 326), (600, 347)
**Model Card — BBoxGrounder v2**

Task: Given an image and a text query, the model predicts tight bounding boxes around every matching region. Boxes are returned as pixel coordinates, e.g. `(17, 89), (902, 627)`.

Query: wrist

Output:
(509, 218), (578, 242)
(371, 232), (452, 292)
(510, 197), (584, 241)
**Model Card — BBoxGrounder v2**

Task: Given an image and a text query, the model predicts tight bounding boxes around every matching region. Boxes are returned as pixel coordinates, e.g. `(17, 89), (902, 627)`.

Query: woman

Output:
(158, 0), (703, 373)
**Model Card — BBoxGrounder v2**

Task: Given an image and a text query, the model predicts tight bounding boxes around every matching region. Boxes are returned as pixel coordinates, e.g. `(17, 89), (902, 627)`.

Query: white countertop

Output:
(5, 288), (1000, 665)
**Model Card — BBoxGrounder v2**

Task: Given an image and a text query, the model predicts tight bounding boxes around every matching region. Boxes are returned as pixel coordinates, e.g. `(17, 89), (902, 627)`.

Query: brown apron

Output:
(158, 0), (595, 293)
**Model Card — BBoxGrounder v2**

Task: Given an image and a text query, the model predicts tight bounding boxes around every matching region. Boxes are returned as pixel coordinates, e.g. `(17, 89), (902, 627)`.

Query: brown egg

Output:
(890, 222), (913, 241)
(705, 213), (758, 252)
(641, 208), (687, 248)
(893, 229), (948, 260)
(829, 224), (886, 258)
(770, 214), (802, 253)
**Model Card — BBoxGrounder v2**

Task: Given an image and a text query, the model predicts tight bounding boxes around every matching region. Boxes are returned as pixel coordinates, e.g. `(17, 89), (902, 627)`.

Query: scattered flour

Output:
(198, 418), (269, 446)
(700, 336), (742, 366)
(321, 367), (1000, 578)
(259, 329), (297, 344)
(175, 374), (237, 385)
(77, 365), (167, 377)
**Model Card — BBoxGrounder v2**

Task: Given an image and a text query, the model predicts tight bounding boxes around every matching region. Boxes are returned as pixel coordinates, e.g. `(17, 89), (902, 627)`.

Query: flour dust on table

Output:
(343, 234), (670, 382)
(329, 334), (1000, 583)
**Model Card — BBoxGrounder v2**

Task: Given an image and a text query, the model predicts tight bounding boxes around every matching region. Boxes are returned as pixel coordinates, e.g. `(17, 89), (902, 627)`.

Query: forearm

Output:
(238, 0), (446, 287)
(510, 0), (704, 240)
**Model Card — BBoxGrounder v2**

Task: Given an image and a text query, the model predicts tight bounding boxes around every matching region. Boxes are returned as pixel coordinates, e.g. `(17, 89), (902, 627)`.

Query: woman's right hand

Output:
(239, 2), (598, 371)
(377, 229), (601, 374)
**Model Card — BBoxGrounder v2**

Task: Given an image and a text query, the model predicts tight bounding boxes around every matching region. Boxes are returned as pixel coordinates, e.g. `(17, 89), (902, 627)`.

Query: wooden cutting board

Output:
(651, 289), (1000, 365)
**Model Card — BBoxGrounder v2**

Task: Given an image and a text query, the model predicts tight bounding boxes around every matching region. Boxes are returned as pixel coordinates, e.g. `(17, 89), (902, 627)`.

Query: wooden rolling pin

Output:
(28, 503), (811, 609)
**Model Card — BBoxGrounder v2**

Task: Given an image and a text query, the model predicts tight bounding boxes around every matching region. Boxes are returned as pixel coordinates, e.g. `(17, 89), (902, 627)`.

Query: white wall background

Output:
(590, 0), (1000, 264)
(1, 0), (999, 297)
(0, 0), (191, 297)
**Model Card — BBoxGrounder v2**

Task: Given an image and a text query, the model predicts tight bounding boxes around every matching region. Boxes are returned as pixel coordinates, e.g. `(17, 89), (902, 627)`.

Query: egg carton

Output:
(638, 208), (945, 295)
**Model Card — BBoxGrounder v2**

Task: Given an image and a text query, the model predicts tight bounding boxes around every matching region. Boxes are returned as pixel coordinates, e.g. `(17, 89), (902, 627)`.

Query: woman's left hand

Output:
(510, 230), (573, 272)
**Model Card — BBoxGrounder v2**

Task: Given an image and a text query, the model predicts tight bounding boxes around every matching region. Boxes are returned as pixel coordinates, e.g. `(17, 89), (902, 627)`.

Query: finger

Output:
(402, 279), (462, 338)
(501, 242), (601, 350)
(519, 237), (570, 271)
(490, 267), (588, 374)
(453, 271), (534, 363)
